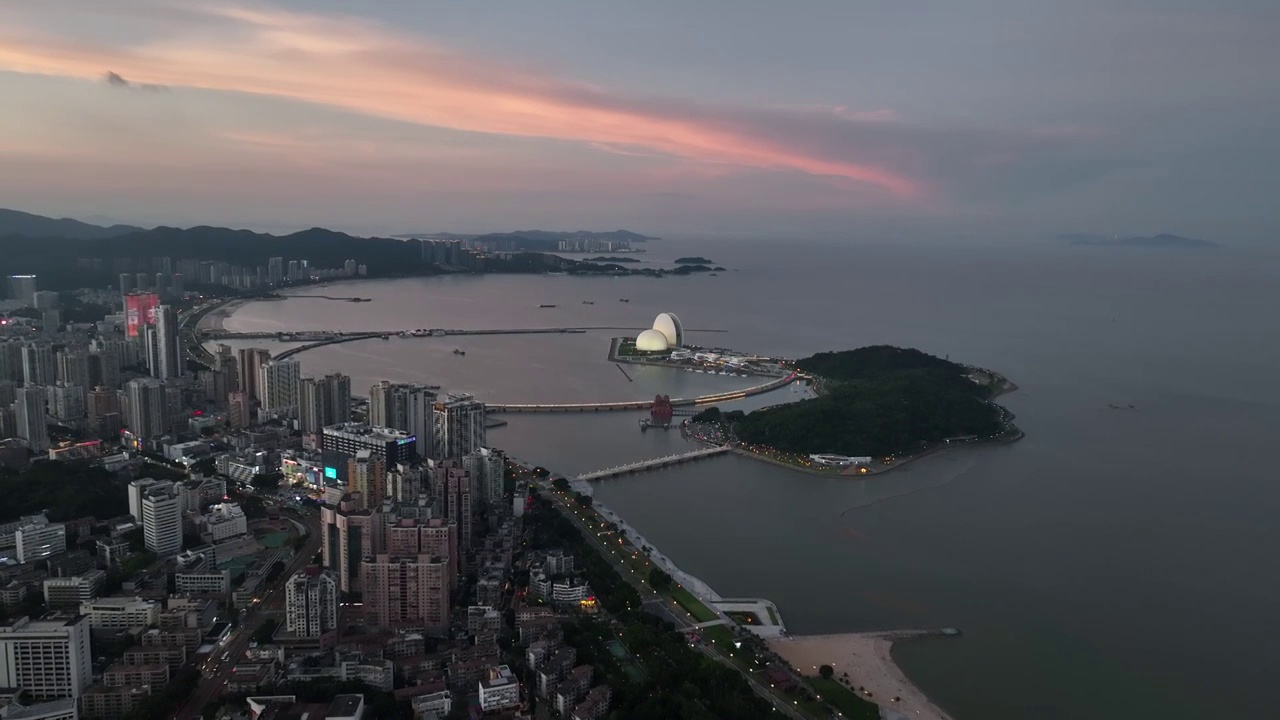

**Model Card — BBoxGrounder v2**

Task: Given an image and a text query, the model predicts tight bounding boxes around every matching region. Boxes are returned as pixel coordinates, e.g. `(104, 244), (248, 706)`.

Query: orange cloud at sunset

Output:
(0, 3), (920, 199)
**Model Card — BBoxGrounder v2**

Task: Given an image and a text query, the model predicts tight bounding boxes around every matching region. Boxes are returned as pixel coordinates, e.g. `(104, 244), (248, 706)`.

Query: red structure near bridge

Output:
(650, 394), (674, 425)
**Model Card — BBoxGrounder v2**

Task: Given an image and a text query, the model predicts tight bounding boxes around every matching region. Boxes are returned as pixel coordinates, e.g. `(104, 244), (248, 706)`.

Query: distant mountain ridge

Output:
(0, 208), (144, 240)
(1059, 233), (1220, 248)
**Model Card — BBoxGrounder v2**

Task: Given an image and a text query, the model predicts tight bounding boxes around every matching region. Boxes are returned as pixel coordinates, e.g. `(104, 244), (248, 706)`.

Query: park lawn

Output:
(669, 586), (719, 623)
(702, 623), (737, 647)
(807, 676), (881, 720)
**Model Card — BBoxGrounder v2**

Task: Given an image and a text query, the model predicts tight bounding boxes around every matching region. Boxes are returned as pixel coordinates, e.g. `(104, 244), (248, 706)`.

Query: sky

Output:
(1, 0), (1277, 241)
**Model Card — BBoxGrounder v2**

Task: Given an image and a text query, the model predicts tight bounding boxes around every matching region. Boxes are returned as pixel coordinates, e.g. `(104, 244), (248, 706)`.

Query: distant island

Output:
(392, 229), (658, 253)
(584, 256), (642, 263)
(1059, 233), (1220, 248)
(674, 256), (714, 264)
(733, 346), (1015, 458)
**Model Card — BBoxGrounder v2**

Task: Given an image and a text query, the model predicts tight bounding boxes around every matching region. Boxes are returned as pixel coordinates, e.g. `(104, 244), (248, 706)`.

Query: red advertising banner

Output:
(124, 292), (160, 337)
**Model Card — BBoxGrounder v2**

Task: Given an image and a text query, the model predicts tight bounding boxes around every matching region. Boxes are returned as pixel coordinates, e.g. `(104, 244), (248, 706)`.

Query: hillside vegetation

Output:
(735, 346), (1004, 457)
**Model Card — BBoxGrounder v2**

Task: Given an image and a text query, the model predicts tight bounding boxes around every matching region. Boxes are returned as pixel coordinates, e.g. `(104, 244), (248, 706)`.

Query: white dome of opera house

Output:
(634, 313), (684, 352)
(634, 329), (670, 352)
(653, 312), (684, 347)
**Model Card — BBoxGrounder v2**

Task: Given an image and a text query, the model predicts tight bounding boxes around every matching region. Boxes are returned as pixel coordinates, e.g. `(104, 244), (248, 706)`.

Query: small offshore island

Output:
(611, 321), (1021, 475)
(730, 346), (1020, 473)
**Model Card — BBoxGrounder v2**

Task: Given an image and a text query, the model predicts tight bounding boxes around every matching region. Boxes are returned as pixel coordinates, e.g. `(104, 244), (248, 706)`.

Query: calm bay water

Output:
(219, 239), (1279, 719)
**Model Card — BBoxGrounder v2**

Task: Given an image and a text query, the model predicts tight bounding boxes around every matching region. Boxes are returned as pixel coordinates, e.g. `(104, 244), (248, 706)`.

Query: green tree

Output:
(819, 664), (834, 680)
(648, 568), (673, 590)
(551, 477), (570, 492)
(250, 473), (282, 493)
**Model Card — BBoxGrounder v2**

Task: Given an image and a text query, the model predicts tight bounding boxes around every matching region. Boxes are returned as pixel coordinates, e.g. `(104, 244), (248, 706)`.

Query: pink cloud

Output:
(0, 3), (920, 198)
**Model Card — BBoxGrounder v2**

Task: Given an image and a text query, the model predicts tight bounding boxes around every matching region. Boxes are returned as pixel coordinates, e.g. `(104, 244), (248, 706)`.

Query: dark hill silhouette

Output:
(0, 208), (143, 240)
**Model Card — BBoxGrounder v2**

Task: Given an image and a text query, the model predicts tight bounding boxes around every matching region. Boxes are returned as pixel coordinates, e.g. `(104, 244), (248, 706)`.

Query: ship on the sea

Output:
(453, 349), (466, 356)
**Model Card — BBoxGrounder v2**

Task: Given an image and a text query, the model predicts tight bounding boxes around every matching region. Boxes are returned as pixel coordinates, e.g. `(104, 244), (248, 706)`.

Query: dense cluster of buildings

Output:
(0, 269), (618, 719)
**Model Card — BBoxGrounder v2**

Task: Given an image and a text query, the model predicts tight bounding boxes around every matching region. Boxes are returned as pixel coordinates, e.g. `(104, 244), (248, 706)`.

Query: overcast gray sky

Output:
(1, 1), (1276, 241)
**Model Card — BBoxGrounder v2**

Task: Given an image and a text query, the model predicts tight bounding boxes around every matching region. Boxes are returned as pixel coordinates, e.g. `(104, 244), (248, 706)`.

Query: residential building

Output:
(140, 482), (182, 556)
(438, 464), (474, 553)
(369, 382), (436, 459)
(21, 344), (55, 386)
(410, 690), (452, 718)
(54, 351), (88, 390)
(384, 463), (422, 503)
(123, 378), (166, 439)
(204, 502), (247, 542)
(432, 393), (485, 460)
(285, 568), (338, 639)
(478, 665), (520, 712)
(42, 573), (104, 609)
(463, 447), (506, 504)
(572, 686), (613, 720)
(227, 391), (250, 429)
(8, 275), (37, 306)
(48, 385), (84, 430)
(14, 387), (49, 453)
(177, 475), (226, 513)
(79, 597), (160, 630)
(80, 685), (151, 720)
(320, 497), (382, 594)
(86, 386), (120, 430)
(261, 359), (301, 418)
(347, 450), (386, 510)
(236, 347), (271, 405)
(14, 522), (66, 564)
(145, 305), (181, 380)
(128, 478), (165, 523)
(0, 615), (92, 701)
(361, 554), (450, 633)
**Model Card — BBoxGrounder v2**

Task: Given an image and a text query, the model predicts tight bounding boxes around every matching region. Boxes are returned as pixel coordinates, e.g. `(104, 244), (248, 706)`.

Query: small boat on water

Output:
(453, 349), (466, 356)
(582, 301), (595, 305)
(619, 298), (630, 302)
(539, 304), (557, 308)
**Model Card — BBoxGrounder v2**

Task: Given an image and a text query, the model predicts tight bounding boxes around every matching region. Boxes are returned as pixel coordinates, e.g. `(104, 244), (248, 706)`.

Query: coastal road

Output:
(537, 481), (814, 720)
(174, 513), (322, 720)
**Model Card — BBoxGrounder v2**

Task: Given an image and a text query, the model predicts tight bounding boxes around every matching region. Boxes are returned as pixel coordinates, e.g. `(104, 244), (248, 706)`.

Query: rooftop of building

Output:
(0, 613), (83, 633)
(480, 664), (517, 690)
(0, 696), (77, 719)
(322, 423), (414, 441)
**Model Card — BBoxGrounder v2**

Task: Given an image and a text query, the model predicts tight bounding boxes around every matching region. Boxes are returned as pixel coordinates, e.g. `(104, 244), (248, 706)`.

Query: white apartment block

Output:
(15, 522), (66, 564)
(0, 615), (93, 701)
(478, 664), (520, 712)
(140, 483), (182, 556)
(204, 503), (247, 542)
(285, 569), (338, 638)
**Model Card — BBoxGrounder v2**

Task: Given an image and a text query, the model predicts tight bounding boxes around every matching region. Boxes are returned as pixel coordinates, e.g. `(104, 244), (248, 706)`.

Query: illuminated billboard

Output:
(324, 466), (339, 480)
(397, 436), (416, 446)
(124, 292), (160, 338)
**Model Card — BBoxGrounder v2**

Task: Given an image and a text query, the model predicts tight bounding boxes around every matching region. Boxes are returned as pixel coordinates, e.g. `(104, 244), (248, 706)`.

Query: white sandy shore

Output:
(767, 632), (954, 720)
(196, 298), (249, 332)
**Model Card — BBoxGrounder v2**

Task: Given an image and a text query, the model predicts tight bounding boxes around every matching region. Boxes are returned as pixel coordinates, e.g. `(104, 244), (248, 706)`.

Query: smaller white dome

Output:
(634, 329), (670, 352)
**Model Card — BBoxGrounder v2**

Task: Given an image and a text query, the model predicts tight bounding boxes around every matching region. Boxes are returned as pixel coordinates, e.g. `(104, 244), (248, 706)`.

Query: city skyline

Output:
(2, 2), (1277, 242)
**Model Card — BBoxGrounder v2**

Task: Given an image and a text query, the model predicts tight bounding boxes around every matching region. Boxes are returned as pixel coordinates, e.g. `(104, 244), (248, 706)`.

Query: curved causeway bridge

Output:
(576, 446), (730, 480)
(490, 372), (797, 413)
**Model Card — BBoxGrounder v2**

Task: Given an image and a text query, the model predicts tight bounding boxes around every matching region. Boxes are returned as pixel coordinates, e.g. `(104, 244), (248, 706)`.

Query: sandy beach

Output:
(196, 298), (248, 332)
(767, 632), (954, 720)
